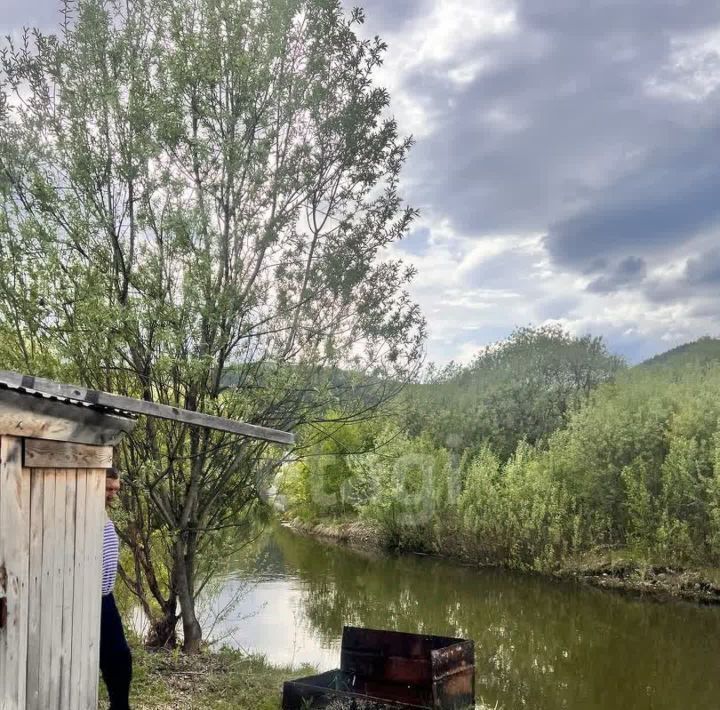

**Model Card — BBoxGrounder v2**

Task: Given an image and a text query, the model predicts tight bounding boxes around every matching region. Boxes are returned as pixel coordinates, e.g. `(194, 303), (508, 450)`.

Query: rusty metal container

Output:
(282, 626), (475, 709)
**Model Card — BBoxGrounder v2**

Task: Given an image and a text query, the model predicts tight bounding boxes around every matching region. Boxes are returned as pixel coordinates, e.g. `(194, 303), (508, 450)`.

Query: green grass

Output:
(98, 637), (315, 710)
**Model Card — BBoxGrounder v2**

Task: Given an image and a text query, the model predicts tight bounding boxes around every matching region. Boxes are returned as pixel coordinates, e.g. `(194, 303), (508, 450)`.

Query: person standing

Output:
(101, 467), (132, 710)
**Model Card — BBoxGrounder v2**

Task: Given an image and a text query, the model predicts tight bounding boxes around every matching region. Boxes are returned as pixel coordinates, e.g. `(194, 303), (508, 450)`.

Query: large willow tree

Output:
(0, 0), (424, 651)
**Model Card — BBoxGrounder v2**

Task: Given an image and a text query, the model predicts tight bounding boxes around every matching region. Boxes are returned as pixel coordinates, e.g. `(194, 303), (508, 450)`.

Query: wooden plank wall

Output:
(0, 440), (106, 710)
(84, 469), (105, 710)
(28, 467), (105, 710)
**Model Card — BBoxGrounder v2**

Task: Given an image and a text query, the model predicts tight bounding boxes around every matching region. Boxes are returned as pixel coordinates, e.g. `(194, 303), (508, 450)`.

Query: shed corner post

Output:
(0, 435), (30, 710)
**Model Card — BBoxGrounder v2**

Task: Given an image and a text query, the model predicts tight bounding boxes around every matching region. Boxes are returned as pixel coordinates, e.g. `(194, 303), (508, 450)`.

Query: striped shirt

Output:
(102, 517), (119, 596)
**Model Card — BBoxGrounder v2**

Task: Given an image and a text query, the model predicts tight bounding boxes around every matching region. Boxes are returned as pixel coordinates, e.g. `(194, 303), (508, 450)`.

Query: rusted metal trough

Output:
(282, 626), (475, 709)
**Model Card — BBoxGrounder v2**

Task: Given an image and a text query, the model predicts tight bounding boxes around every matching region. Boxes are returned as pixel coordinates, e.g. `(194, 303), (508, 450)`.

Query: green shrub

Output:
(283, 360), (720, 572)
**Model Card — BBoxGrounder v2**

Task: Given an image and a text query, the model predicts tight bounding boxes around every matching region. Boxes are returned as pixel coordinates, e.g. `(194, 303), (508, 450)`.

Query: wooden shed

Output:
(0, 371), (293, 710)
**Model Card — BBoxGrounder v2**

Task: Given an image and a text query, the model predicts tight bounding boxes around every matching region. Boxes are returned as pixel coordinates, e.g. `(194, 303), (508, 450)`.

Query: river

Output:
(191, 523), (720, 710)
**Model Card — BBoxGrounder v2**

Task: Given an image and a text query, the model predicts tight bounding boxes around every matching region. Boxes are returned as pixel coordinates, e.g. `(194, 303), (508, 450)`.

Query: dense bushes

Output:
(456, 444), (576, 569)
(537, 367), (720, 564)
(454, 365), (720, 569)
(282, 359), (720, 572)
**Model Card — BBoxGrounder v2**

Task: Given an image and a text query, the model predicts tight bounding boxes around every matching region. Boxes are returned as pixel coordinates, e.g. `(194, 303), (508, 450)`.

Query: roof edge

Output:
(0, 371), (294, 446)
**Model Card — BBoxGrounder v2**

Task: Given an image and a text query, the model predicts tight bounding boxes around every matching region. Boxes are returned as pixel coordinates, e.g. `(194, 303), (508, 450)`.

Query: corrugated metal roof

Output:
(0, 380), (136, 419)
(0, 371), (294, 444)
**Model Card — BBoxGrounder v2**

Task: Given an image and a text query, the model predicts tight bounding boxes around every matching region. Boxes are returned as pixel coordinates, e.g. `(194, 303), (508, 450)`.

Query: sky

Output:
(4, 0), (720, 364)
(350, 0), (720, 364)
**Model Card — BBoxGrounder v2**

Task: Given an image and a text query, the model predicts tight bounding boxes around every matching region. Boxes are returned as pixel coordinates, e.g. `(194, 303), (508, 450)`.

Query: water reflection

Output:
(199, 524), (720, 710)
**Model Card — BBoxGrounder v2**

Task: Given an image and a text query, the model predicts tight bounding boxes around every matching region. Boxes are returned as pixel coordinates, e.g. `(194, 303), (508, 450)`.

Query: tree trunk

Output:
(175, 539), (202, 653)
(146, 607), (179, 649)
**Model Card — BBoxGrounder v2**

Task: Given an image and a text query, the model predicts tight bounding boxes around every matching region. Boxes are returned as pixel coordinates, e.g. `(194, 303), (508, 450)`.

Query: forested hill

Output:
(639, 337), (720, 369)
(281, 326), (720, 577)
(397, 325), (625, 460)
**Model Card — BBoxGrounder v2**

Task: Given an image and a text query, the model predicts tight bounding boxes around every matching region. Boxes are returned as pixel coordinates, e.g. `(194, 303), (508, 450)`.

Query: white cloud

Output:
(370, 0), (519, 138)
(360, 1), (720, 364)
(390, 215), (720, 365)
(400, 0), (518, 67)
(645, 24), (720, 101)
(448, 59), (491, 87)
(454, 341), (485, 364)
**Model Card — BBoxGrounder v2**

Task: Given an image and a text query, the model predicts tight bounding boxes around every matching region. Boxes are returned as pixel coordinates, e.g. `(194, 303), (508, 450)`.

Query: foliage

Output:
(349, 428), (456, 550)
(639, 336), (720, 370)
(456, 443), (575, 570)
(461, 365), (720, 568)
(403, 325), (625, 461)
(278, 412), (381, 518)
(285, 356), (720, 573)
(454, 364), (720, 569)
(0, 0), (423, 651)
(547, 366), (720, 563)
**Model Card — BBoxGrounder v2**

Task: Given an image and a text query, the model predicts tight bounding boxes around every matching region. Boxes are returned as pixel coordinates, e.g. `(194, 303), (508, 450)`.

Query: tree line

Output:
(281, 331), (720, 572)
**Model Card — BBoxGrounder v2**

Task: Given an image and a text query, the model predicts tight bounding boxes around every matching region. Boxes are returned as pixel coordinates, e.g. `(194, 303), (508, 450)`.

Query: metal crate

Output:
(282, 626), (475, 709)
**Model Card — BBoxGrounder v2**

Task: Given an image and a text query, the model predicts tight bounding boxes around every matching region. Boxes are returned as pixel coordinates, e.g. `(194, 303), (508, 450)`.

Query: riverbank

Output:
(558, 552), (720, 605)
(283, 518), (385, 551)
(99, 634), (496, 709)
(98, 638), (314, 710)
(284, 517), (720, 606)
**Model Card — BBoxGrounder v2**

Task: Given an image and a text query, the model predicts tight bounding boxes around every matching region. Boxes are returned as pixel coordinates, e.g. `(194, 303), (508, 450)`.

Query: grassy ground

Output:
(98, 638), (314, 710)
(98, 635), (499, 709)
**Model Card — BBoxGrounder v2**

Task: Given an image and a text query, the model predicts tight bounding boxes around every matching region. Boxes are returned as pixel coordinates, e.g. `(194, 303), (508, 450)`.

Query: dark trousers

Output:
(100, 593), (132, 710)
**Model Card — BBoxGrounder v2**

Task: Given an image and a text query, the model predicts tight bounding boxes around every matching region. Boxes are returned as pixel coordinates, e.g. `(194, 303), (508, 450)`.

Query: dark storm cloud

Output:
(689, 299), (720, 319)
(586, 256), (647, 293)
(522, 0), (716, 39)
(644, 246), (720, 304)
(686, 247), (720, 286)
(399, 0), (720, 274)
(547, 119), (720, 268)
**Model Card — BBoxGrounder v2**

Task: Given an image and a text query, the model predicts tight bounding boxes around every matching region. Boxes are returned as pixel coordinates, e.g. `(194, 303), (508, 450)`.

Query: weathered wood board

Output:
(24, 439), (113, 470)
(0, 389), (133, 446)
(0, 436), (30, 710)
(0, 371), (293, 444)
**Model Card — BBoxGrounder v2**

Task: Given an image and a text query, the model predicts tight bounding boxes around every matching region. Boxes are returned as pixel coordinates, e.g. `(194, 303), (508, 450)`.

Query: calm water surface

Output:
(195, 524), (720, 710)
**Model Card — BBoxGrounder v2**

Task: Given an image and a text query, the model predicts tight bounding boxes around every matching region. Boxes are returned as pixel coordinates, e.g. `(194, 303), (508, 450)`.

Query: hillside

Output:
(639, 336), (720, 369)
